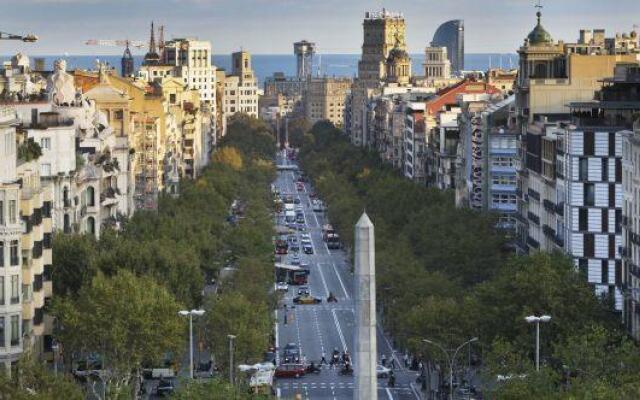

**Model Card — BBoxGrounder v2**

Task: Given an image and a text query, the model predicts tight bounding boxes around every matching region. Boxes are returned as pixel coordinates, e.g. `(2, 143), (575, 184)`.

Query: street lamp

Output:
(51, 341), (59, 376)
(524, 314), (551, 371)
(228, 334), (236, 385)
(178, 309), (206, 379)
(423, 337), (478, 400)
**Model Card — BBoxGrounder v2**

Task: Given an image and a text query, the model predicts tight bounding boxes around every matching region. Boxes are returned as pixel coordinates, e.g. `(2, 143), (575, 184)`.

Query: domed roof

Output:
(387, 46), (410, 63)
(527, 12), (553, 45)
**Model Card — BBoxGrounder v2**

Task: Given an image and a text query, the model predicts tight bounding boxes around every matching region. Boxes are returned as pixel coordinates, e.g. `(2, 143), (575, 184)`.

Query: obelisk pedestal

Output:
(354, 212), (377, 400)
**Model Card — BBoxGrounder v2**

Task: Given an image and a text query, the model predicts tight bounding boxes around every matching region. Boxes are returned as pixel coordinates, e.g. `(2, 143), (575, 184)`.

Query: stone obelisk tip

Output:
(356, 212), (373, 228)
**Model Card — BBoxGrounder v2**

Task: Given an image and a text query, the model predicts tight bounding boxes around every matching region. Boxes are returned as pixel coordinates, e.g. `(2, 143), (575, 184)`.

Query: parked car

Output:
(297, 286), (310, 296)
(293, 294), (322, 305)
(275, 282), (289, 292)
(275, 364), (306, 378)
(156, 379), (175, 396)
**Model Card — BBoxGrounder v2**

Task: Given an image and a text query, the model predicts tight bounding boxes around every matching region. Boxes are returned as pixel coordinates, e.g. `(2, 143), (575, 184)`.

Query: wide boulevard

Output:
(273, 153), (421, 400)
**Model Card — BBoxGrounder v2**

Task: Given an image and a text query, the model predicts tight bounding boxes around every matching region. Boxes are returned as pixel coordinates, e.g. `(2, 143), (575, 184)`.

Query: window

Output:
(584, 234), (595, 258)
(10, 275), (19, 304)
(0, 276), (4, 305)
(0, 200), (3, 225)
(41, 163), (51, 176)
(579, 158), (588, 181)
(9, 240), (18, 266)
(40, 137), (51, 150)
(86, 186), (95, 207)
(0, 317), (4, 347)
(8, 200), (16, 224)
(584, 131), (595, 156)
(10, 315), (19, 346)
(585, 183), (595, 206)
(169, 94), (176, 104)
(579, 208), (588, 231)
(602, 209), (608, 233)
(0, 241), (3, 267)
(602, 158), (608, 182)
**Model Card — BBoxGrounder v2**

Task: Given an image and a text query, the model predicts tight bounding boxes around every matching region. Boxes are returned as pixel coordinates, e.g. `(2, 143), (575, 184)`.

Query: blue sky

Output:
(1, 0), (639, 56)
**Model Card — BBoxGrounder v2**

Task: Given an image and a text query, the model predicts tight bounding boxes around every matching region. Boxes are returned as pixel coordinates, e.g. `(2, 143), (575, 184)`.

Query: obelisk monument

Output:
(354, 212), (377, 400)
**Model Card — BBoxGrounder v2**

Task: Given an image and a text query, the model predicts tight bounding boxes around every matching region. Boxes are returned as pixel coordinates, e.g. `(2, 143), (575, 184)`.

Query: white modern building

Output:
(223, 51), (259, 118)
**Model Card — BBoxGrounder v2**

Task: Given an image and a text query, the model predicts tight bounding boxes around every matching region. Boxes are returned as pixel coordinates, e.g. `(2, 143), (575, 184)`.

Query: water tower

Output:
(294, 40), (316, 79)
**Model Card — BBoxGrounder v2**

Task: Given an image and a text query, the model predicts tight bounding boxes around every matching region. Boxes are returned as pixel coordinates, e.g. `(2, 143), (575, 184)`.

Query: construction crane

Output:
(85, 39), (146, 49)
(0, 31), (38, 42)
(85, 39), (146, 77)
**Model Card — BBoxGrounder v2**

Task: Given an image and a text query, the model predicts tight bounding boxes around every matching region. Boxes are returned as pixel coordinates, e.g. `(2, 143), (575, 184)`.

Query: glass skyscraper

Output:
(432, 20), (464, 74)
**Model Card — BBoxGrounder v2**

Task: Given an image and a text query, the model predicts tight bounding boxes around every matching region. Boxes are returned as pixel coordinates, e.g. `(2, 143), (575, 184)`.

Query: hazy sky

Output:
(2, 0), (639, 56)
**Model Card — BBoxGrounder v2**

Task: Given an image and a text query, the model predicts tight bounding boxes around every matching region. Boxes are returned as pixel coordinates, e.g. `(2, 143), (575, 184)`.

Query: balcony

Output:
(620, 246), (630, 258)
(527, 188), (541, 201)
(33, 274), (43, 292)
(527, 212), (540, 225)
(32, 241), (43, 259)
(629, 263), (640, 280)
(622, 216), (630, 227)
(34, 307), (44, 326)
(543, 224), (556, 238)
(527, 235), (540, 249)
(555, 203), (565, 216)
(631, 232), (640, 246)
(543, 199), (556, 214)
(553, 234), (564, 248)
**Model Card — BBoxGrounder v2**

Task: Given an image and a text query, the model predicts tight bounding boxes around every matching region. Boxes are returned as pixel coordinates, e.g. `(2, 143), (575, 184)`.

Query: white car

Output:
(376, 365), (391, 378)
(275, 282), (289, 292)
(301, 234), (311, 241)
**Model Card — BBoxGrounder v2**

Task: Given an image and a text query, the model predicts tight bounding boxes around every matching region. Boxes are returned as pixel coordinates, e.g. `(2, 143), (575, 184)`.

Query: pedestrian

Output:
(390, 356), (396, 370)
(284, 313), (288, 325)
(403, 353), (409, 368)
(302, 354), (307, 366)
(381, 354), (387, 367)
(320, 352), (327, 366)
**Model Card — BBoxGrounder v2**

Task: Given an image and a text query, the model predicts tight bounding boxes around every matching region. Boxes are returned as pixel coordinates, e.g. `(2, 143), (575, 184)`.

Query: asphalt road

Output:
(274, 154), (421, 400)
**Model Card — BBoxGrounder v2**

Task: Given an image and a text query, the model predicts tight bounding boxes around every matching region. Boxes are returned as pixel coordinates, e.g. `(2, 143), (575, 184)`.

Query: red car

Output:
(275, 364), (306, 378)
(296, 183), (304, 191)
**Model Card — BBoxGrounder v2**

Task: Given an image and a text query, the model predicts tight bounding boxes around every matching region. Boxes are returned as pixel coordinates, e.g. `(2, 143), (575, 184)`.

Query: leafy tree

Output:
(170, 378), (271, 399)
(287, 117), (312, 148)
(52, 233), (97, 297)
(52, 270), (184, 399)
(0, 356), (84, 400)
(213, 146), (244, 170)
(203, 292), (272, 376)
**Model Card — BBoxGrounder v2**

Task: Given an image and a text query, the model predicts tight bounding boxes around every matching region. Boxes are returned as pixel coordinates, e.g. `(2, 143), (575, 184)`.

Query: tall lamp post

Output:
(178, 309), (206, 379)
(228, 334), (236, 385)
(525, 315), (551, 371)
(423, 337), (478, 400)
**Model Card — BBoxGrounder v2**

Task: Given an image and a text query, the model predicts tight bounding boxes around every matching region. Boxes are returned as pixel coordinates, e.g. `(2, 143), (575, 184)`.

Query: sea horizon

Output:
(1, 53), (519, 85)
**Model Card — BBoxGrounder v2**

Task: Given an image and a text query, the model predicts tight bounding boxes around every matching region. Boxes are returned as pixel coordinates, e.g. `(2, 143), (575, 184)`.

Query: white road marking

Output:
(317, 262), (330, 297)
(312, 307), (325, 356)
(332, 262), (350, 300)
(331, 309), (348, 351)
(386, 387), (394, 400)
(295, 306), (303, 356)
(274, 309), (279, 364)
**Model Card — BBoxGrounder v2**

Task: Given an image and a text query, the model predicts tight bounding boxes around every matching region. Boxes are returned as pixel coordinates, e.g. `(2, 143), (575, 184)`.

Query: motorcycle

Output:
(305, 364), (321, 374)
(339, 367), (353, 376)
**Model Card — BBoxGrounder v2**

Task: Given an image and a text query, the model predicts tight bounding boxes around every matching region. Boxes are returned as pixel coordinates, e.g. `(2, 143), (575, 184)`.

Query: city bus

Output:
(275, 263), (310, 285)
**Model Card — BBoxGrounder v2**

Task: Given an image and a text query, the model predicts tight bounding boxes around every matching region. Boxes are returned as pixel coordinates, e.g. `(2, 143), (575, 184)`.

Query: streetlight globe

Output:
(470, 337), (479, 342)
(525, 316), (538, 323)
(178, 310), (190, 316)
(540, 315), (551, 323)
(422, 339), (432, 344)
(192, 309), (206, 316)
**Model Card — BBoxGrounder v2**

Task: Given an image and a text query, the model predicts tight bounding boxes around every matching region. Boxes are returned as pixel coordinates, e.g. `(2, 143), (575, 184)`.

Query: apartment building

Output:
(404, 102), (427, 182)
(304, 77), (351, 127)
(622, 121), (640, 340)
(456, 96), (519, 233)
(0, 105), (53, 371)
(223, 51), (259, 118)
